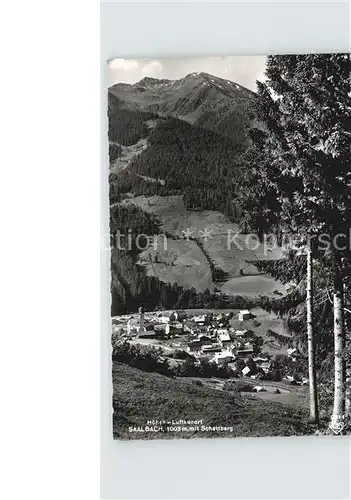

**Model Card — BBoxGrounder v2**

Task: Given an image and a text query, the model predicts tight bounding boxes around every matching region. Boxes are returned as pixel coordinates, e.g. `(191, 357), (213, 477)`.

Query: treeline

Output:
(112, 341), (173, 376)
(249, 253), (307, 285)
(112, 341), (309, 384)
(111, 252), (186, 314)
(110, 202), (160, 238)
(111, 266), (305, 316)
(195, 237), (229, 284)
(112, 341), (234, 379)
(109, 170), (169, 205)
(109, 206), (307, 316)
(109, 204), (199, 315)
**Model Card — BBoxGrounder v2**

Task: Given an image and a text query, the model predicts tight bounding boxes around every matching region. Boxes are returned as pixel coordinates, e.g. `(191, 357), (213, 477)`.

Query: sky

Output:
(107, 55), (267, 91)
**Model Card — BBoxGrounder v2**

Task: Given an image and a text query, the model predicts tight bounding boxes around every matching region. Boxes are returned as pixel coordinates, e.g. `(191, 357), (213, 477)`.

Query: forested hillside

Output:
(108, 107), (158, 146)
(109, 116), (246, 219)
(129, 118), (244, 216)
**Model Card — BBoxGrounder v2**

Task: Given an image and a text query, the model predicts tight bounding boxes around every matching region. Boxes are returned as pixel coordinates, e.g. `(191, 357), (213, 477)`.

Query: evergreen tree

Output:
(249, 54), (351, 425)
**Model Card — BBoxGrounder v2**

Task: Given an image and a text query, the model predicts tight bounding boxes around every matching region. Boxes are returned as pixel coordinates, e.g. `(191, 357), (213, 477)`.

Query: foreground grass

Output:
(113, 362), (315, 440)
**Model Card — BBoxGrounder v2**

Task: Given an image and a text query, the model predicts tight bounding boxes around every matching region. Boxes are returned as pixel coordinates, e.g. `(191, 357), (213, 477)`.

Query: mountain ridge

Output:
(109, 72), (255, 140)
(110, 71), (254, 95)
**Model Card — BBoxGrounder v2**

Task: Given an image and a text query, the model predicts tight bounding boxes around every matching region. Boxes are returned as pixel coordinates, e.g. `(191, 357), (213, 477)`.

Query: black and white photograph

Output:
(107, 53), (351, 440)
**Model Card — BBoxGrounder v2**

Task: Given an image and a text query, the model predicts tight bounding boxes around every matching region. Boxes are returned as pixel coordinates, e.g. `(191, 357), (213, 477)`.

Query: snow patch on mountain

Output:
(109, 72), (255, 143)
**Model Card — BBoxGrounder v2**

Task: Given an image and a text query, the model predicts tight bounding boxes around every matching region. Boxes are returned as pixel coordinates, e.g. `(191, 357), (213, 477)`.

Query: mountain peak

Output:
(136, 76), (171, 88)
(185, 71), (212, 79)
(109, 71), (255, 141)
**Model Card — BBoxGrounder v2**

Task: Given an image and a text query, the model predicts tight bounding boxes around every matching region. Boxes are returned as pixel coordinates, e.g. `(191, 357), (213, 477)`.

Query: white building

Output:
(253, 386), (266, 392)
(193, 314), (206, 323)
(235, 329), (249, 337)
(157, 314), (171, 324)
(239, 310), (251, 321)
(214, 351), (234, 365)
(218, 333), (231, 346)
(242, 366), (251, 376)
(216, 328), (228, 335)
(287, 348), (297, 357)
(171, 321), (183, 330)
(127, 317), (138, 335)
(202, 344), (221, 353)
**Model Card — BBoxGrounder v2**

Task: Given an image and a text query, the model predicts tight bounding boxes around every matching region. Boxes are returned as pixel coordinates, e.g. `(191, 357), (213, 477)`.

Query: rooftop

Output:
(219, 333), (231, 342)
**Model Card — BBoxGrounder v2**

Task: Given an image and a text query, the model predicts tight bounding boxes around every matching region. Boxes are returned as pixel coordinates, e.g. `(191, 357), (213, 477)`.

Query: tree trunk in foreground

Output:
(344, 282), (351, 418)
(306, 247), (319, 423)
(330, 251), (346, 429)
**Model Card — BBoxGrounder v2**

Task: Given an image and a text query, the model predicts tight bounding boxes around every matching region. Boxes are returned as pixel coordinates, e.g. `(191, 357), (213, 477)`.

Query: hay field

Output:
(123, 194), (286, 295)
(137, 237), (214, 292)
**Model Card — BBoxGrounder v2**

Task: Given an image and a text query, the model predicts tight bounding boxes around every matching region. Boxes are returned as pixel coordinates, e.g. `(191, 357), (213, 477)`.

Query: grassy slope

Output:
(137, 237), (214, 292)
(113, 362), (314, 440)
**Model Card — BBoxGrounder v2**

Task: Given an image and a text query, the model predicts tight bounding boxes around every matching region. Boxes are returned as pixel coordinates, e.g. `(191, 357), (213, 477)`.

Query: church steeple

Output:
(138, 306), (146, 336)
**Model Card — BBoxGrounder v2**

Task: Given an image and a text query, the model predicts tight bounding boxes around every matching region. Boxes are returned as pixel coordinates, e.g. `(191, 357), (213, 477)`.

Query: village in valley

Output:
(112, 306), (309, 400)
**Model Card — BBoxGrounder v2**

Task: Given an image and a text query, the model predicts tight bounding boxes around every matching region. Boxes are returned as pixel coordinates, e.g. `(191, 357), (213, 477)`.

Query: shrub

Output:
(223, 380), (237, 391)
(175, 357), (201, 377)
(267, 369), (283, 382)
(235, 381), (254, 393)
(234, 359), (246, 372)
(112, 341), (173, 376)
(224, 380), (253, 392)
(113, 341), (235, 380)
(172, 349), (192, 360)
(192, 380), (203, 387)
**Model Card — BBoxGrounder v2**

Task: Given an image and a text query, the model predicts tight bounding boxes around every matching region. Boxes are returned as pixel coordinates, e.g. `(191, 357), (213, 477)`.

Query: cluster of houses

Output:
(112, 308), (282, 377)
(112, 307), (312, 386)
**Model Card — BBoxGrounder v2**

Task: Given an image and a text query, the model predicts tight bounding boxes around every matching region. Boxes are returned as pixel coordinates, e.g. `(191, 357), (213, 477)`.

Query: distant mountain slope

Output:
(107, 73), (260, 306)
(109, 72), (255, 144)
(110, 116), (243, 218)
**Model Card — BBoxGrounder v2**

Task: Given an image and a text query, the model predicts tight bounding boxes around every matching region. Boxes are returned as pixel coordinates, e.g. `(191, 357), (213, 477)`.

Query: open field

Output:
(121, 194), (186, 217)
(121, 194), (286, 295)
(113, 362), (314, 440)
(192, 376), (308, 408)
(247, 388), (308, 407)
(221, 274), (287, 298)
(137, 237), (214, 292)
